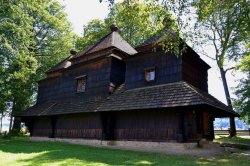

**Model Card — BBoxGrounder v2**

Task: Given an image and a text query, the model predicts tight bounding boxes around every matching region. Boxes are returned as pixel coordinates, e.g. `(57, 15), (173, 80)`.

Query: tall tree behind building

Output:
(76, 0), (169, 50)
(234, 43), (250, 124)
(0, 0), (74, 133)
(193, 0), (249, 137)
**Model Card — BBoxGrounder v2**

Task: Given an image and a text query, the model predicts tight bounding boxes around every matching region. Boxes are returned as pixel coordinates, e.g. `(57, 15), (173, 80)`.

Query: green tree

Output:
(234, 43), (250, 124)
(0, 0), (74, 133)
(193, 0), (249, 137)
(75, 19), (110, 51)
(109, 0), (169, 46)
(0, 0), (36, 132)
(77, 0), (169, 50)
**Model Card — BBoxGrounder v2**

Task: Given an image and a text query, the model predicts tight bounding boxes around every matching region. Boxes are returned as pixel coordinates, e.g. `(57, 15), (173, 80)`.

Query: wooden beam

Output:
(178, 111), (185, 143)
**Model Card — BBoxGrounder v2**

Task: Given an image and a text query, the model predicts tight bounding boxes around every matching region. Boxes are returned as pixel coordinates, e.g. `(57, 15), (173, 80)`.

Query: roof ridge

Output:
(38, 102), (57, 116)
(111, 31), (115, 46)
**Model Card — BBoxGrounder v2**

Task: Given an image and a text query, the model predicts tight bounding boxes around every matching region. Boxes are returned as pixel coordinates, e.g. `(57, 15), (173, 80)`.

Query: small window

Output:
(76, 76), (87, 93)
(145, 67), (156, 82)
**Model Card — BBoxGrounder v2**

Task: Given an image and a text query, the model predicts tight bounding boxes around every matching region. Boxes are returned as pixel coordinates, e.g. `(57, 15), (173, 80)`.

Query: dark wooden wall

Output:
(37, 57), (112, 103)
(125, 51), (182, 90)
(38, 48), (208, 104)
(125, 48), (209, 92)
(37, 77), (61, 103)
(32, 117), (52, 137)
(37, 56), (128, 104)
(114, 110), (180, 141)
(183, 110), (198, 141)
(55, 113), (102, 139)
(30, 108), (214, 142)
(182, 48), (209, 92)
(202, 111), (214, 140)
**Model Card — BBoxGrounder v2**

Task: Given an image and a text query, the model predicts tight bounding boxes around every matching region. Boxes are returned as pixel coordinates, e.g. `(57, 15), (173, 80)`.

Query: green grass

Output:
(215, 135), (250, 144)
(0, 137), (250, 166)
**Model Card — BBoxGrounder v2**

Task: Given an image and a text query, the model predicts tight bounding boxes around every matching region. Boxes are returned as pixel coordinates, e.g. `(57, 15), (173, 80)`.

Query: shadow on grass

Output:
(1, 137), (250, 166)
(216, 136), (250, 145)
(0, 137), (196, 166)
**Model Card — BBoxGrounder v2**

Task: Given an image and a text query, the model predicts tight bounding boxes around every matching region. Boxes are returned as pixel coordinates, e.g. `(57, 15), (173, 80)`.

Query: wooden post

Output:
(201, 111), (204, 138)
(177, 111), (185, 143)
(27, 118), (34, 137)
(50, 116), (57, 138)
(210, 116), (215, 140)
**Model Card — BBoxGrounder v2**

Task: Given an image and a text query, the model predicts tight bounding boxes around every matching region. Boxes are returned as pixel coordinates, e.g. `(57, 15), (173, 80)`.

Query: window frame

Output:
(144, 67), (156, 82)
(75, 75), (87, 93)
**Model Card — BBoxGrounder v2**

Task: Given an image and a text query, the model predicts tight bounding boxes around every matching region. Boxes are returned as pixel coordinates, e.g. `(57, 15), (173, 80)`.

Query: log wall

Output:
(32, 117), (52, 137)
(30, 109), (212, 142)
(55, 113), (102, 139)
(37, 57), (112, 103)
(114, 110), (180, 141)
(182, 49), (209, 92)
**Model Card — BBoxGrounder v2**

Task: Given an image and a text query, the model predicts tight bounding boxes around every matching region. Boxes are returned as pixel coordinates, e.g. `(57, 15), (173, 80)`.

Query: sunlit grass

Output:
(0, 137), (250, 166)
(215, 135), (250, 144)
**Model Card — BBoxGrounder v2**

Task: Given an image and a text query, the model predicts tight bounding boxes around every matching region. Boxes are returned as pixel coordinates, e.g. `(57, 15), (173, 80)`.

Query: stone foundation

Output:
(30, 137), (203, 154)
(31, 137), (228, 156)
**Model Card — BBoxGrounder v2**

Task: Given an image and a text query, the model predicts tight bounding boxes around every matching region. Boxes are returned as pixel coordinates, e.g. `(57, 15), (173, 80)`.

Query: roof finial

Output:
(110, 23), (118, 32)
(70, 49), (77, 55)
(163, 16), (173, 28)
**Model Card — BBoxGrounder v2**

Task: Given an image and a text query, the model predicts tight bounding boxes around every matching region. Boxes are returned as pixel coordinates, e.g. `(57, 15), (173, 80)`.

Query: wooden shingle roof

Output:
(18, 81), (238, 117)
(72, 25), (137, 59)
(46, 55), (72, 73)
(99, 82), (236, 115)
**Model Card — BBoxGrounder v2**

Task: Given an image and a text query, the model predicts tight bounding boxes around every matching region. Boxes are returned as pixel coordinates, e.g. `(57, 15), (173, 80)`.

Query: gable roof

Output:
(72, 27), (137, 60)
(18, 81), (238, 117)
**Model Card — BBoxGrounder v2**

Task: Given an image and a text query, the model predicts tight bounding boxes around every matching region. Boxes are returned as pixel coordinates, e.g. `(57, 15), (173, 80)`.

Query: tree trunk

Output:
(12, 117), (21, 132)
(9, 114), (13, 133)
(0, 112), (2, 133)
(8, 99), (15, 133)
(219, 67), (236, 137)
(10, 99), (22, 133)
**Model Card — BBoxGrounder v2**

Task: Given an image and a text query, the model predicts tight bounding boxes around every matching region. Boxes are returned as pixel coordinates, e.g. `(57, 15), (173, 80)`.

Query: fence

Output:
(214, 129), (250, 136)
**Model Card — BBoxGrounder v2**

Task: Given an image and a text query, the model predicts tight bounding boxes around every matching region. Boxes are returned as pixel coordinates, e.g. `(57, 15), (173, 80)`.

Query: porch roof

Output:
(17, 81), (238, 117)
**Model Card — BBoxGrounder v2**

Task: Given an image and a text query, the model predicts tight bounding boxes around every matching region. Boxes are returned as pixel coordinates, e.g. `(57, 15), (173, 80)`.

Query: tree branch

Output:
(225, 67), (235, 73)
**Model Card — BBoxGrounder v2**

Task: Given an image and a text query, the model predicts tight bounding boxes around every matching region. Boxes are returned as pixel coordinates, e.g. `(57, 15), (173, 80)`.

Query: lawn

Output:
(215, 135), (250, 145)
(0, 137), (250, 166)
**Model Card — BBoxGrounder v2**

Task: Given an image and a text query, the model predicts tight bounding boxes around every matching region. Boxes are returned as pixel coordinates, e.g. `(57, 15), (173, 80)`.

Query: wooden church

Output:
(18, 24), (238, 143)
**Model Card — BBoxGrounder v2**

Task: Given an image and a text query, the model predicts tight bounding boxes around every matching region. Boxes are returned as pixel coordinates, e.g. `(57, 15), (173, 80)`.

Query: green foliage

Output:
(191, 0), (249, 135)
(194, 0), (249, 64)
(0, 0), (74, 130)
(75, 19), (110, 51)
(234, 49), (250, 124)
(1, 137), (250, 165)
(109, 0), (168, 46)
(76, 0), (169, 50)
